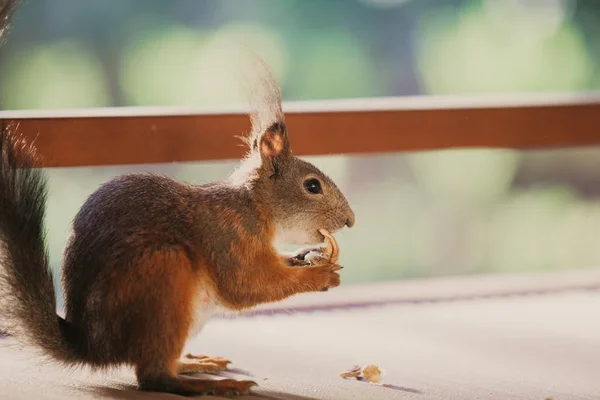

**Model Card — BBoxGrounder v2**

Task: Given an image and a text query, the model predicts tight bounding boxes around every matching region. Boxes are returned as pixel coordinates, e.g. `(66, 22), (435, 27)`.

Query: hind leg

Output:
(122, 248), (255, 395)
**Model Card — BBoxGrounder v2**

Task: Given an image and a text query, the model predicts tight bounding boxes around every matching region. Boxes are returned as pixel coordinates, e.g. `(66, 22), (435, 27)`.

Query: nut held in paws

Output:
(318, 228), (340, 264)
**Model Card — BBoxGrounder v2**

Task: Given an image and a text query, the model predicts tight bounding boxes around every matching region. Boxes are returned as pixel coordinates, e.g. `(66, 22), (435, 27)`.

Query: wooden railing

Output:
(1, 92), (599, 168)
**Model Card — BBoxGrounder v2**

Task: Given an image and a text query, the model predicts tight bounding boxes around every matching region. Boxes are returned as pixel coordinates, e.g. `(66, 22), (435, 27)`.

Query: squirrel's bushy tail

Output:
(0, 0), (20, 44)
(0, 126), (80, 364)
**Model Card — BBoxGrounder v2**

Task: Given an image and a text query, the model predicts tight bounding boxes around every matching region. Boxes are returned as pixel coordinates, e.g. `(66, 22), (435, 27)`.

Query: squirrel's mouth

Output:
(323, 220), (349, 235)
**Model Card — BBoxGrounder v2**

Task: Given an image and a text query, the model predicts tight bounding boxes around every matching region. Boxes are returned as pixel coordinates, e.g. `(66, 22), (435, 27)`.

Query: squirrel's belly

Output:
(188, 287), (220, 339)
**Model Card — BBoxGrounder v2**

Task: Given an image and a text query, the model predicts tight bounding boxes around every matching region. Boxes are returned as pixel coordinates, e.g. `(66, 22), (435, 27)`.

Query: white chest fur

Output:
(188, 288), (220, 339)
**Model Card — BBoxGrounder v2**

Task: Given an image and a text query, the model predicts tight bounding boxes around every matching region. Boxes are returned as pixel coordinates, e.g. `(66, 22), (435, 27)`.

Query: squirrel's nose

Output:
(345, 210), (355, 228)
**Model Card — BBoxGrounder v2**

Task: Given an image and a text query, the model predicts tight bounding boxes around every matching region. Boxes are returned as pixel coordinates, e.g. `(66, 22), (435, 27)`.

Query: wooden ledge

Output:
(1, 92), (599, 167)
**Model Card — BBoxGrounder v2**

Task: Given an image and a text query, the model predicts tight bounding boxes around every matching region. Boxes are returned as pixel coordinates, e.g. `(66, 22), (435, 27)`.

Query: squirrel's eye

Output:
(304, 178), (322, 195)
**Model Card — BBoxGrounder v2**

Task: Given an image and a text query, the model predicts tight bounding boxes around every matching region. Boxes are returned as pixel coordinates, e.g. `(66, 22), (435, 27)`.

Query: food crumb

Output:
(362, 365), (383, 384)
(339, 365), (362, 379)
(340, 364), (384, 384)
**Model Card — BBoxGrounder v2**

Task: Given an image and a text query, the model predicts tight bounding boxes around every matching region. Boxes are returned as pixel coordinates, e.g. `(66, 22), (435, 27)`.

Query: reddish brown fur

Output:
(118, 248), (197, 377)
(215, 253), (341, 311)
(203, 201), (341, 311)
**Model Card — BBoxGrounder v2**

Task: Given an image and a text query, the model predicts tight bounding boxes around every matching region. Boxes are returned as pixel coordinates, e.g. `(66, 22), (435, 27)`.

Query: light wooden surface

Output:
(2, 268), (600, 399)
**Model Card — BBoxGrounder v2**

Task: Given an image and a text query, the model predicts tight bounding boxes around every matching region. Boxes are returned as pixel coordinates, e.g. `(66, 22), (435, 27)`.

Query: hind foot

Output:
(140, 375), (257, 397)
(177, 353), (231, 374)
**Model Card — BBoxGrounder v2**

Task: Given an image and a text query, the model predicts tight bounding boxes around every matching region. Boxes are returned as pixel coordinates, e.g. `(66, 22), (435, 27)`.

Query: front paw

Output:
(287, 248), (322, 266)
(304, 263), (342, 292)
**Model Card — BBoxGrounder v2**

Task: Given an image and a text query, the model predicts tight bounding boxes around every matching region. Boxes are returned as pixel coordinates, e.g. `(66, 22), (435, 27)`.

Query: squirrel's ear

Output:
(253, 121), (291, 178)
(256, 121), (289, 159)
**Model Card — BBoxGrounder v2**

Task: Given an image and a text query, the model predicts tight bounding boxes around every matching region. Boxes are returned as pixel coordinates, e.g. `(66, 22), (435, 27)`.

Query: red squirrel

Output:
(0, 1), (355, 396)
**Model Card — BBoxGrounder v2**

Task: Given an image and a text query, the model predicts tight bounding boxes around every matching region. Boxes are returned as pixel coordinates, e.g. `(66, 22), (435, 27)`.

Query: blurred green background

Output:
(1, 0), (600, 302)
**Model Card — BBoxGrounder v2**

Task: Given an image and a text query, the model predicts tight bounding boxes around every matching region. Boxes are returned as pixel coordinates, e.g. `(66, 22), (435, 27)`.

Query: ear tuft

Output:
(237, 51), (288, 150)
